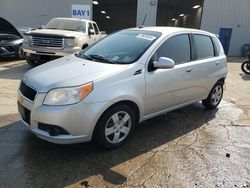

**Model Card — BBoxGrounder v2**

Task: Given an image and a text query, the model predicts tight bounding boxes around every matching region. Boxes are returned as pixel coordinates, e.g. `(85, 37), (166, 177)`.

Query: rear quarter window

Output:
(211, 36), (221, 56)
(194, 34), (215, 59)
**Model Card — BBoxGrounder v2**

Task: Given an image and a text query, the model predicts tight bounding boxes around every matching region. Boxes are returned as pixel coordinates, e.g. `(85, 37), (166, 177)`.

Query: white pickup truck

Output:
(23, 17), (106, 66)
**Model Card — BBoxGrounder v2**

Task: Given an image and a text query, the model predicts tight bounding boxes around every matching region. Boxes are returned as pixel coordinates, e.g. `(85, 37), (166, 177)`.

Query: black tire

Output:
(93, 104), (136, 149)
(26, 58), (39, 67)
(82, 44), (88, 50)
(241, 61), (250, 74)
(16, 44), (25, 59)
(202, 82), (224, 109)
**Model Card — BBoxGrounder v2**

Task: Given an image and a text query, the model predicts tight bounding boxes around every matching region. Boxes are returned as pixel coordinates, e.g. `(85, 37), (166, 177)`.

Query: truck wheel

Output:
(202, 82), (224, 109)
(26, 58), (39, 67)
(93, 104), (136, 149)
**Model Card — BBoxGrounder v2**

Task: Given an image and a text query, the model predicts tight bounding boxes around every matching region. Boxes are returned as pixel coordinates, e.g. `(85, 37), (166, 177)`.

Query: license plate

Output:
(18, 92), (33, 109)
(18, 92), (24, 105)
(18, 102), (26, 120)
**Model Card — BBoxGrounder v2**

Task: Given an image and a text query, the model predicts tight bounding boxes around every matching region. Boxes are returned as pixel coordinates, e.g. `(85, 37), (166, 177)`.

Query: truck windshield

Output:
(45, 19), (86, 32)
(80, 30), (161, 64)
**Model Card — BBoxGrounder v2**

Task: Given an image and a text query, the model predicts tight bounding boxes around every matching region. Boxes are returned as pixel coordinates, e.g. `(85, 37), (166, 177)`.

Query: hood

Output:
(29, 29), (86, 38)
(0, 33), (20, 41)
(23, 55), (128, 92)
(0, 17), (22, 38)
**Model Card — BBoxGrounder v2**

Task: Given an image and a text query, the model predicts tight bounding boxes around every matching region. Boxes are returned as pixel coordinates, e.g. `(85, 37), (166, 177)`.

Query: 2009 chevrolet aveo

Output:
(18, 27), (227, 149)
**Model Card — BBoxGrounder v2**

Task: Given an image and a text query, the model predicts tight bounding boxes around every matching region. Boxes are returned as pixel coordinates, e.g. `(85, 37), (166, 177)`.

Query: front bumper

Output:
(23, 47), (81, 64)
(23, 46), (81, 57)
(0, 44), (18, 58)
(17, 89), (112, 144)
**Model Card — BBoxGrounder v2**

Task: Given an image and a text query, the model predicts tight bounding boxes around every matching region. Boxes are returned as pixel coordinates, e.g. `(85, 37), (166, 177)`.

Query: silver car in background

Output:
(18, 27), (227, 149)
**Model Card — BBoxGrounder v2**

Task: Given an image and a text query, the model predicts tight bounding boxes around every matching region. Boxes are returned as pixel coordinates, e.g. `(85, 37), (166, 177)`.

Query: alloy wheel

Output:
(211, 85), (223, 105)
(105, 111), (131, 144)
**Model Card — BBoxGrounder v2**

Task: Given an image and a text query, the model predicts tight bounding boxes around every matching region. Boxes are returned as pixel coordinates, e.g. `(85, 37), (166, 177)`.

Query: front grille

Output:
(18, 102), (31, 124)
(31, 36), (63, 49)
(19, 82), (37, 101)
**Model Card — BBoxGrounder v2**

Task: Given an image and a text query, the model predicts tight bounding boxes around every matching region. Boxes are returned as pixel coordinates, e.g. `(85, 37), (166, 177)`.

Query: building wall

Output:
(137, 0), (157, 26)
(0, 0), (92, 28)
(201, 0), (250, 56)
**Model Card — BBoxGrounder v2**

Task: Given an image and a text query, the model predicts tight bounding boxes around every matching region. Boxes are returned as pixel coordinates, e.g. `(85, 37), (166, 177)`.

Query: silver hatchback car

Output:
(18, 27), (227, 149)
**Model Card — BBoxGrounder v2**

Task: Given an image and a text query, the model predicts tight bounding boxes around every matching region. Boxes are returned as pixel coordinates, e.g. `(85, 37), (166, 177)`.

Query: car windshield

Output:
(45, 19), (86, 32)
(79, 30), (161, 64)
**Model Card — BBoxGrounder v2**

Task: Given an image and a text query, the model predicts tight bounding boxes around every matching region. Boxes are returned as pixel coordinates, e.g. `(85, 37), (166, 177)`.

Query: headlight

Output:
(64, 38), (78, 48)
(44, 82), (93, 106)
(23, 35), (32, 45)
(0, 40), (9, 44)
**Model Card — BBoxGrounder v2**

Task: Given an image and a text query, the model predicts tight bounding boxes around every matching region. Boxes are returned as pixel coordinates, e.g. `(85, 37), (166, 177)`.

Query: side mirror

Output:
(153, 57), (175, 69)
(88, 29), (95, 35)
(38, 25), (44, 29)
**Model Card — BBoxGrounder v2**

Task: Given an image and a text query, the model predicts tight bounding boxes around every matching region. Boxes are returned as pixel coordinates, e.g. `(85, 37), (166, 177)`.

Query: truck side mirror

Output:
(88, 29), (95, 35)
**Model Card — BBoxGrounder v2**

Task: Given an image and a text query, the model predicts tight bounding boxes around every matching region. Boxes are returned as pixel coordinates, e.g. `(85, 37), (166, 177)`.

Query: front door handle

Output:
(186, 67), (192, 72)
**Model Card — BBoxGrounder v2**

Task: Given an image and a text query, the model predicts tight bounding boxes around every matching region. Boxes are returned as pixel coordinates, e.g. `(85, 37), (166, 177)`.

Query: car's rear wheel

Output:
(94, 104), (136, 149)
(202, 82), (224, 109)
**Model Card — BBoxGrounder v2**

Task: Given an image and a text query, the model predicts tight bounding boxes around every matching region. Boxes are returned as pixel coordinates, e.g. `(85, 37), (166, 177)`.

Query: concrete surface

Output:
(0, 58), (249, 188)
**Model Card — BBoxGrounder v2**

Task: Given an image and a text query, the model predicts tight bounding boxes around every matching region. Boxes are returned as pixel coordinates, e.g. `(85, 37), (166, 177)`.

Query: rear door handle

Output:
(215, 61), (220, 65)
(186, 67), (192, 72)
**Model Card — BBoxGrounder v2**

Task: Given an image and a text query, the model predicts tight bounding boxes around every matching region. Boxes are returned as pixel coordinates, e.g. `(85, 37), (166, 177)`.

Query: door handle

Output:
(215, 61), (220, 65)
(186, 67), (192, 72)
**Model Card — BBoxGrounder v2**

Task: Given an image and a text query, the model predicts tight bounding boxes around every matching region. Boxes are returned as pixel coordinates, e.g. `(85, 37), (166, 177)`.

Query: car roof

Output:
(127, 26), (214, 37)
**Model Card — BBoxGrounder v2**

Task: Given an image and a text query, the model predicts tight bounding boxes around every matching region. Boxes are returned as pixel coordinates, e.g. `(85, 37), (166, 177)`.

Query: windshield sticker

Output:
(136, 34), (156, 41)
(112, 56), (120, 61)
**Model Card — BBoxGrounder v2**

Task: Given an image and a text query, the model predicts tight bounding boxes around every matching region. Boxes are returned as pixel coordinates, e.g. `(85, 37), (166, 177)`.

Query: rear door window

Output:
(194, 34), (215, 59)
(156, 34), (191, 64)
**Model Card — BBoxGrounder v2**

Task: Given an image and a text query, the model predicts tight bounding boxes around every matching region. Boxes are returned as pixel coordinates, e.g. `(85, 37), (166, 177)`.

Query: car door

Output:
(192, 34), (227, 94)
(144, 34), (207, 116)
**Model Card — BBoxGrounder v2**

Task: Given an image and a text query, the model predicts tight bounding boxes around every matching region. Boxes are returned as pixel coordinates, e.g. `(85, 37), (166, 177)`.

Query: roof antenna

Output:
(139, 14), (147, 28)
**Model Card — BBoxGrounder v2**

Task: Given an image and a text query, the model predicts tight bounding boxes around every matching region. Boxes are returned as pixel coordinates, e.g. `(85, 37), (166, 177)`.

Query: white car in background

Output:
(23, 17), (106, 66)
(18, 27), (227, 149)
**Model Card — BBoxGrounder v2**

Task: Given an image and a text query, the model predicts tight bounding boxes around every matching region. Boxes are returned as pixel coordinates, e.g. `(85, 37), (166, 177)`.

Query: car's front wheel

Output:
(16, 45), (25, 59)
(202, 82), (224, 109)
(94, 104), (136, 149)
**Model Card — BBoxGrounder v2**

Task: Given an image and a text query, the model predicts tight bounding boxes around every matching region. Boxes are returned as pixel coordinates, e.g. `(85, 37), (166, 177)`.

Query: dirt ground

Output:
(0, 58), (249, 188)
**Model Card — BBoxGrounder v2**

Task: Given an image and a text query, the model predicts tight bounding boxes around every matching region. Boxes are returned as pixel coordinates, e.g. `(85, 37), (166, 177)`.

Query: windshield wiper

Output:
(88, 54), (116, 64)
(76, 52), (93, 61)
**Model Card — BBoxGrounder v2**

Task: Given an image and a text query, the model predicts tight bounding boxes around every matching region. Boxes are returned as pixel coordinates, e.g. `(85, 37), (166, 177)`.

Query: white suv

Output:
(18, 27), (227, 149)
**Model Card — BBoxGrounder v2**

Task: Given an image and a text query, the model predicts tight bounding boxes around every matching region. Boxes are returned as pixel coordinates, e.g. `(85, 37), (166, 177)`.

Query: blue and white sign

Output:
(72, 4), (91, 20)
